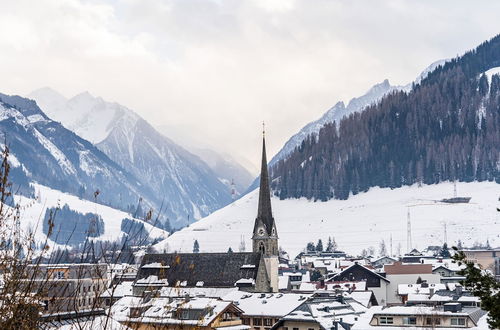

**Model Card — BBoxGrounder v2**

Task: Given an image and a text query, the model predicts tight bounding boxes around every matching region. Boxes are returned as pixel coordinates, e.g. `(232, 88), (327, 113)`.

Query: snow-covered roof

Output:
(397, 283), (446, 295)
(159, 286), (237, 298)
(135, 275), (168, 285)
(101, 281), (133, 298)
(352, 306), (489, 330)
(281, 296), (367, 330)
(141, 262), (170, 269)
(223, 291), (311, 317)
(110, 296), (238, 327)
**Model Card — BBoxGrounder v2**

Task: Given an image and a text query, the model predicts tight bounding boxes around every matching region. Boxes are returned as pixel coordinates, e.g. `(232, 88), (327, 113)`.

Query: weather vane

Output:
(262, 121), (265, 137)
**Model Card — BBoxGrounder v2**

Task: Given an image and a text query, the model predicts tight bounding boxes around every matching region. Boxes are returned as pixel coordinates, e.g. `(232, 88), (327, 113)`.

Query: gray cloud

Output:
(1, 0), (500, 171)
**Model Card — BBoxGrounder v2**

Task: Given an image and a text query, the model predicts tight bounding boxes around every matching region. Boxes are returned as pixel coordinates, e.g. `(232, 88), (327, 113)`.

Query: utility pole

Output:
(407, 207), (412, 254)
(390, 233), (393, 257)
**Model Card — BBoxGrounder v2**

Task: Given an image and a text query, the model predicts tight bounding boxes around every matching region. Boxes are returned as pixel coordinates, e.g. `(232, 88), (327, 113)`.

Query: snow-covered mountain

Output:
(0, 93), (154, 211)
(269, 79), (400, 167)
(154, 181), (500, 258)
(156, 124), (256, 194)
(183, 147), (254, 196)
(28, 89), (233, 227)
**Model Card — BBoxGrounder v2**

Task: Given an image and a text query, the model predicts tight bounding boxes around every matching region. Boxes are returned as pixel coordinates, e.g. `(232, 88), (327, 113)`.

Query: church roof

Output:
(136, 252), (263, 288)
(254, 136), (276, 236)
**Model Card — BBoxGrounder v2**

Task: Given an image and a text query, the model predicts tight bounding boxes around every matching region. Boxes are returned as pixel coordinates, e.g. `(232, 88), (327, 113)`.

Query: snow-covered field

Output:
(14, 184), (168, 249)
(155, 181), (499, 258)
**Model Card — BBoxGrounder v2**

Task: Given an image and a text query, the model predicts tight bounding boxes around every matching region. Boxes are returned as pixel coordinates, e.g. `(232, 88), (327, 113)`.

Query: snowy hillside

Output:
(268, 59), (448, 168)
(28, 89), (233, 227)
(154, 182), (499, 258)
(15, 184), (168, 249)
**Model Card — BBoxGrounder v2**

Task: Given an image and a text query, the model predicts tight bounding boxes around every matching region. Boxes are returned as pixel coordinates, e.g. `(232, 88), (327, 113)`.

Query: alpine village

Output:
(0, 2), (499, 330)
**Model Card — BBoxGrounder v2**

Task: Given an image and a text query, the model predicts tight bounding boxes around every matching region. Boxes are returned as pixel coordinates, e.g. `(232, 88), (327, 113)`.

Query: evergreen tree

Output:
(416, 276), (423, 284)
(227, 247), (233, 253)
(193, 240), (200, 253)
(306, 242), (315, 253)
(316, 239), (324, 252)
(379, 239), (387, 256)
(453, 248), (500, 329)
(326, 236), (338, 252)
(440, 242), (451, 258)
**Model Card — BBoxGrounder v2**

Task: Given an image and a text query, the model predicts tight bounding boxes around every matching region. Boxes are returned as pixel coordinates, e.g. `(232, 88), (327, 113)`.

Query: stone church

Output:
(136, 133), (279, 293)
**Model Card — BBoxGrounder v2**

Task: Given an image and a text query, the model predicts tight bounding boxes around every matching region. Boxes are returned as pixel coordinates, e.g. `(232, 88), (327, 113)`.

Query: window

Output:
(253, 318), (262, 326)
(379, 316), (393, 325)
(242, 318), (250, 325)
(426, 317), (441, 325)
(264, 319), (273, 326)
(403, 317), (417, 325)
(308, 328), (315, 330)
(451, 318), (466, 326)
(293, 328), (299, 330)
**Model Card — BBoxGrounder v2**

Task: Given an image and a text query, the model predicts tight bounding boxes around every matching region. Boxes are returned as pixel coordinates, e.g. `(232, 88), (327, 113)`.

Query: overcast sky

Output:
(1, 0), (500, 172)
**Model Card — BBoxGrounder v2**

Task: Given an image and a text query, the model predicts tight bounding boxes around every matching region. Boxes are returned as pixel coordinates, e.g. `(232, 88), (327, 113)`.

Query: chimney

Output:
(320, 279), (325, 288)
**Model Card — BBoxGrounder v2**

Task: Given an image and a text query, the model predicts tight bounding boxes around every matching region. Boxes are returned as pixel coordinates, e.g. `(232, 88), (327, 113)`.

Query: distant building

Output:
(462, 249), (500, 280)
(24, 263), (108, 317)
(133, 133), (279, 293)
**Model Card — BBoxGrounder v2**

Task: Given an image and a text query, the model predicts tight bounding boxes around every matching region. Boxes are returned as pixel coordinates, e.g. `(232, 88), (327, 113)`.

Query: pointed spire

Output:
(256, 123), (274, 235)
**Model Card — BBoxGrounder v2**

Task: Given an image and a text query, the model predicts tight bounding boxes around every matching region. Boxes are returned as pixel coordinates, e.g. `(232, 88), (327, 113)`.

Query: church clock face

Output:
(258, 227), (265, 236)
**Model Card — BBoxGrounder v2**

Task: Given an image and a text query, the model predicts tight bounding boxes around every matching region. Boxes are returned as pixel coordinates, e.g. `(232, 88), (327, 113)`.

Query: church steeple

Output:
(253, 124), (278, 256)
(256, 130), (274, 235)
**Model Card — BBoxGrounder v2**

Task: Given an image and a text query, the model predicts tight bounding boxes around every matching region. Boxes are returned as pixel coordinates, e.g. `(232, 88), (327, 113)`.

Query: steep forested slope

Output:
(271, 35), (500, 200)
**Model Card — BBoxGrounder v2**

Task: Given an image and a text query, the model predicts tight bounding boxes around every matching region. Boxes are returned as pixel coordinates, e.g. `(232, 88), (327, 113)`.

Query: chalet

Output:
(223, 291), (312, 329)
(383, 262), (440, 305)
(371, 256), (397, 270)
(356, 304), (488, 329)
(331, 263), (390, 305)
(111, 296), (246, 330)
(271, 293), (368, 330)
(134, 133), (279, 294)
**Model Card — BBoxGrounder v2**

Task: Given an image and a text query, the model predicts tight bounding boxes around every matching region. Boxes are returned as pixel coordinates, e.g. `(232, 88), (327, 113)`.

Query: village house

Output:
(383, 262), (440, 305)
(111, 295), (247, 329)
(330, 263), (390, 306)
(223, 291), (312, 329)
(24, 263), (108, 318)
(354, 304), (488, 329)
(271, 292), (368, 330)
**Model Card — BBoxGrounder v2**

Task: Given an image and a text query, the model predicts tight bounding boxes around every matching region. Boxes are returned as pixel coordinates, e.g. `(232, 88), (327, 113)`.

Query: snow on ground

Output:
(485, 66), (500, 83)
(15, 183), (168, 249)
(154, 181), (500, 258)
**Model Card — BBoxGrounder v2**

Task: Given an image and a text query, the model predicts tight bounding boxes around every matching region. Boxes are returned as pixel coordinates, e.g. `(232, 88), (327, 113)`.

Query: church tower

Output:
(252, 126), (279, 292)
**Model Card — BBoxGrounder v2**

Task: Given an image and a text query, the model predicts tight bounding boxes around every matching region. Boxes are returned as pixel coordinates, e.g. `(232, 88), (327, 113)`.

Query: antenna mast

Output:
(407, 207), (412, 253)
